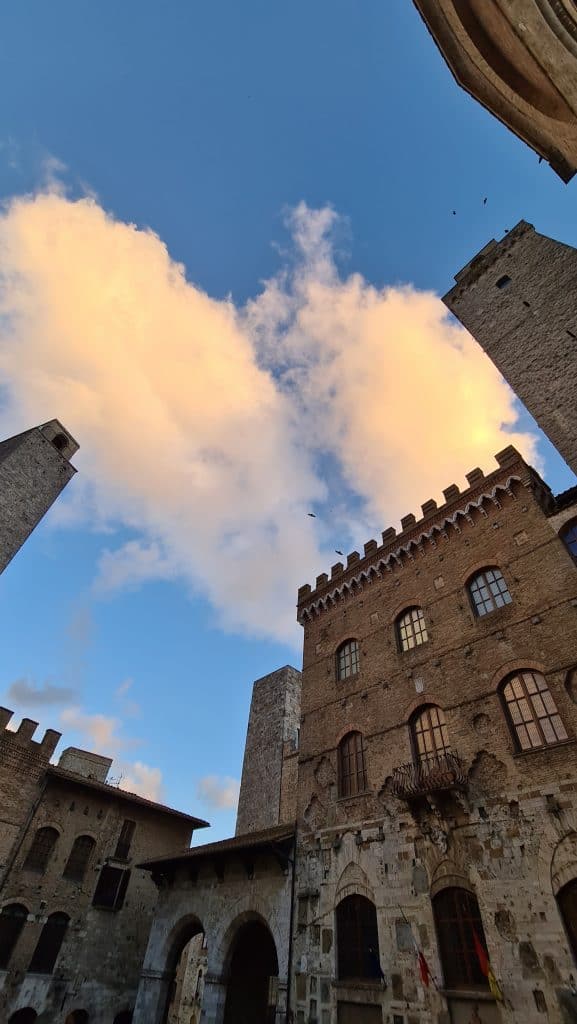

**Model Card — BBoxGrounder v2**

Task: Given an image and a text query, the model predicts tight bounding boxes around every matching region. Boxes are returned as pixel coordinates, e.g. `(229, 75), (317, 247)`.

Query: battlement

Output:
(448, 221), (534, 296)
(0, 707), (61, 760)
(297, 447), (547, 620)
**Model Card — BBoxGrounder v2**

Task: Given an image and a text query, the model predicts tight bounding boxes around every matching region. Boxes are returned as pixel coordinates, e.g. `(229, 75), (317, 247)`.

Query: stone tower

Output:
(235, 665), (301, 836)
(413, 0), (577, 181)
(444, 220), (577, 474)
(0, 418), (79, 574)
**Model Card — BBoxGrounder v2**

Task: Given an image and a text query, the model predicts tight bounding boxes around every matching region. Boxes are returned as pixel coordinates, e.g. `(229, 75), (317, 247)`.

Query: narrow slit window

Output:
(496, 275), (511, 289)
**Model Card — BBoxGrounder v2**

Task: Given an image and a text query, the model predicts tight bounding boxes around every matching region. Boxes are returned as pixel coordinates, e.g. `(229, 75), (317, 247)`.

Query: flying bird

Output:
(452, 210), (456, 216)
(307, 512), (316, 518)
(483, 197), (487, 205)
(335, 550), (344, 556)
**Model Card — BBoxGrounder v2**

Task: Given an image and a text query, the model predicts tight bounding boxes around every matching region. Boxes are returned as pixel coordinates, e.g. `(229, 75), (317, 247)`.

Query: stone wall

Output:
(0, 721), (199, 1023)
(293, 447), (577, 1023)
(412, 0), (577, 181)
(0, 420), (78, 575)
(444, 221), (577, 475)
(236, 665), (302, 836)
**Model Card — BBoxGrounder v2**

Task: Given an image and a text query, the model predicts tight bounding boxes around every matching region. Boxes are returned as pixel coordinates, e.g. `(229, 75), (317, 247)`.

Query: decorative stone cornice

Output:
(296, 447), (550, 624)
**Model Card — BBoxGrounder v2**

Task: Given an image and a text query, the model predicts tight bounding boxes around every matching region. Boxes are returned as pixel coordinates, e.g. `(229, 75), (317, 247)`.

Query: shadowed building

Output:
(0, 419), (79, 575)
(444, 221), (577, 475)
(412, 0), (577, 181)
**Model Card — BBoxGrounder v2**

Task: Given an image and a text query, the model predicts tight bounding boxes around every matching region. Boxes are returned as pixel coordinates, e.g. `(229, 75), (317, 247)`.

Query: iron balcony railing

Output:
(391, 751), (466, 800)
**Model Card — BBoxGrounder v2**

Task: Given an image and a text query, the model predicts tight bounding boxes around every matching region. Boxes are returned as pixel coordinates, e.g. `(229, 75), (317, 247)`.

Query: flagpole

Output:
(397, 905), (441, 993)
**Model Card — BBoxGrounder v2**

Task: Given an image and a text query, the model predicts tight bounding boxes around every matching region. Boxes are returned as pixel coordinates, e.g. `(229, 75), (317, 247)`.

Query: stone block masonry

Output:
(444, 221), (577, 475)
(0, 419), (79, 574)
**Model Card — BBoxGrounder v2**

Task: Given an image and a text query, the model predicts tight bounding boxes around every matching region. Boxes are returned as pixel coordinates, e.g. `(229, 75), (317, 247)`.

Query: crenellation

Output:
(297, 449), (533, 617)
(363, 539), (378, 557)
(401, 513), (417, 530)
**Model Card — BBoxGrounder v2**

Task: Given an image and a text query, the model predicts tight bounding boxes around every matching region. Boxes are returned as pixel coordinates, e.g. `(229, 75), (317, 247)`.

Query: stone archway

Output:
(9, 1011), (37, 1024)
(223, 919), (279, 1024)
(162, 917), (206, 1024)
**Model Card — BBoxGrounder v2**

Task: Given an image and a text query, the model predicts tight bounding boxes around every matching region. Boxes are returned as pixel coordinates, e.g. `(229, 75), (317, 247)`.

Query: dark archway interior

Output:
(113, 1013), (133, 1024)
(224, 920), (279, 1024)
(162, 919), (204, 1024)
(9, 1011), (37, 1024)
(558, 878), (577, 965)
(64, 1012), (89, 1024)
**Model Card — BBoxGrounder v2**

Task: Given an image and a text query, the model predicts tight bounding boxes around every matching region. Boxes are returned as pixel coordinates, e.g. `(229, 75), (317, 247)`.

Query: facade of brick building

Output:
(412, 0), (577, 182)
(293, 445), (577, 1024)
(0, 711), (208, 1024)
(134, 445), (577, 1024)
(0, 420), (79, 576)
(444, 221), (577, 477)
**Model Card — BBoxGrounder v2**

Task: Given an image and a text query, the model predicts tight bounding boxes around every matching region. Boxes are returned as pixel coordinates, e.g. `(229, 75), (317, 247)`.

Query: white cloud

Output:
(196, 775), (240, 810)
(59, 704), (162, 801)
(0, 191), (538, 642)
(119, 761), (163, 802)
(6, 677), (76, 707)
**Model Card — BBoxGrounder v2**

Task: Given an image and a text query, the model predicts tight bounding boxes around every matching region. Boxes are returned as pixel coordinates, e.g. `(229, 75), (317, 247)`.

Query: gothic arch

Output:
(335, 861), (374, 904)
(551, 832), (577, 895)
(430, 858), (473, 899)
(161, 912), (205, 977)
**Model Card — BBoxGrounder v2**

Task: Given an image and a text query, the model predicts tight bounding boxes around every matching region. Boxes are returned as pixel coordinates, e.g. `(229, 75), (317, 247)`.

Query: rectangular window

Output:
(92, 865), (131, 910)
(114, 819), (136, 860)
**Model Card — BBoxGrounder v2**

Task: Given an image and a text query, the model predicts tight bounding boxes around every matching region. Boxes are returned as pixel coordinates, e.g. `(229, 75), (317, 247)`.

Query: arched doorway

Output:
(223, 919), (279, 1024)
(9, 1011), (37, 1024)
(558, 878), (577, 963)
(163, 919), (206, 1024)
(65, 1012), (89, 1024)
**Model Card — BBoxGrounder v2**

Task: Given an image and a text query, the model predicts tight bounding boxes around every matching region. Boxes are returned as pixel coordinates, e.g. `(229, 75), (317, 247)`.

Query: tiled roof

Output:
(46, 766), (209, 827)
(138, 822), (295, 870)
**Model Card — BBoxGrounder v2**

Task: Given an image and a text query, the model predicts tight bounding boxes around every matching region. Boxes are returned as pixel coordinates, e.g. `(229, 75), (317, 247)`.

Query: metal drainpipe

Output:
(285, 833), (297, 1024)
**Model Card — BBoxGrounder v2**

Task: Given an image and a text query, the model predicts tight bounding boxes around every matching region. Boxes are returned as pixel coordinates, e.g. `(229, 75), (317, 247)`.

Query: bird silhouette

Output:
(307, 512), (316, 518)
(483, 197), (487, 205)
(335, 550), (344, 556)
(452, 210), (456, 216)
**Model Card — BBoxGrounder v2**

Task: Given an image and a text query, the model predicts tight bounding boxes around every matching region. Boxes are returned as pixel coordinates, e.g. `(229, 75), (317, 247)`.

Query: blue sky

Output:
(0, 0), (574, 842)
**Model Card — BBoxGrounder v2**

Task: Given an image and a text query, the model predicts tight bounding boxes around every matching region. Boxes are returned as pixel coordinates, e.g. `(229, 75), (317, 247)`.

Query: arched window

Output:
(28, 911), (69, 974)
(561, 519), (577, 561)
(336, 894), (381, 981)
(9, 1010), (37, 1024)
(336, 639), (359, 681)
(557, 878), (577, 965)
(23, 826), (59, 874)
(397, 607), (428, 652)
(411, 705), (450, 766)
(0, 903), (28, 969)
(468, 567), (512, 617)
(63, 836), (96, 882)
(433, 887), (489, 990)
(501, 670), (568, 750)
(338, 732), (367, 798)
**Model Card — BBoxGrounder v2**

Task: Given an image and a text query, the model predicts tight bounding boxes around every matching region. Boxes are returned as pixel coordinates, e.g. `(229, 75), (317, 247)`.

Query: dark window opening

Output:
(468, 567), (512, 617)
(433, 887), (489, 990)
(336, 640), (359, 681)
(28, 912), (69, 974)
(113, 1013), (133, 1024)
(63, 835), (96, 882)
(501, 670), (568, 750)
(338, 732), (367, 798)
(64, 1012), (90, 1024)
(52, 432), (69, 452)
(0, 903), (28, 969)
(496, 275), (511, 289)
(336, 894), (381, 981)
(561, 519), (577, 561)
(92, 865), (130, 910)
(114, 820), (136, 860)
(9, 1010), (37, 1024)
(23, 827), (59, 874)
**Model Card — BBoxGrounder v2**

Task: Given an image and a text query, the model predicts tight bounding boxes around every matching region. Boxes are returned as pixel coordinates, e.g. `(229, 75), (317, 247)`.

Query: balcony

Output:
(391, 752), (466, 800)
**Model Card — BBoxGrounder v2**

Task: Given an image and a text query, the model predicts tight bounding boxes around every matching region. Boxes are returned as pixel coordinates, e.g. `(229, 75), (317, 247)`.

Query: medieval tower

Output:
(0, 419), (79, 575)
(443, 221), (577, 475)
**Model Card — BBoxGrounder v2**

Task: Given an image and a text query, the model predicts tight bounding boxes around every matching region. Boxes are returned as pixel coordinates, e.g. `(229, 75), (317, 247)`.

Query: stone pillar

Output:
(132, 968), (174, 1024)
(202, 974), (228, 1024)
(275, 978), (288, 1022)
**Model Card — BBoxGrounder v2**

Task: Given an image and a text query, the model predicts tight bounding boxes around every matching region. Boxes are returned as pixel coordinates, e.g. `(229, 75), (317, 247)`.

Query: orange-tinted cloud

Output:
(0, 193), (538, 641)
